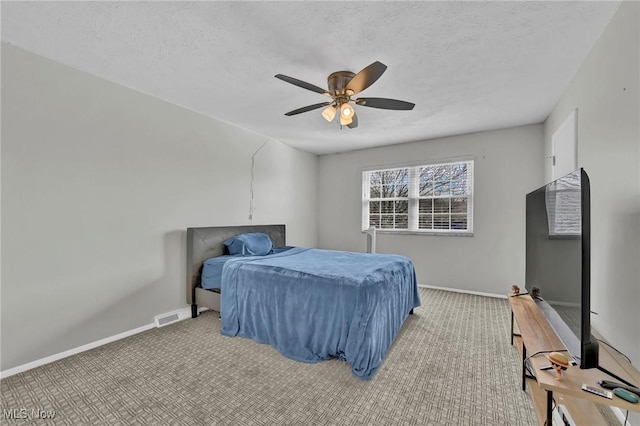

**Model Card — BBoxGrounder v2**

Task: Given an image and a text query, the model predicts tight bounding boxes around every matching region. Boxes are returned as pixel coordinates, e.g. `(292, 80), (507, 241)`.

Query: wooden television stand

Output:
(509, 293), (640, 426)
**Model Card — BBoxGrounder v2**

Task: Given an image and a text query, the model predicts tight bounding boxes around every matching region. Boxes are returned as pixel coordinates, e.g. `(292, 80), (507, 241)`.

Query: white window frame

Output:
(362, 158), (474, 236)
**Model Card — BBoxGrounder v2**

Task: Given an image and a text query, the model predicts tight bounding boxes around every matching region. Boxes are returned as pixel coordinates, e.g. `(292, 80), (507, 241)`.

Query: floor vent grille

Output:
(154, 312), (180, 328)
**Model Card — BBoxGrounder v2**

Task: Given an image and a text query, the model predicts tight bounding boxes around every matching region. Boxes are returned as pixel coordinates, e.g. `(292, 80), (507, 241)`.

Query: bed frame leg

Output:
(409, 308), (414, 315)
(191, 304), (198, 318)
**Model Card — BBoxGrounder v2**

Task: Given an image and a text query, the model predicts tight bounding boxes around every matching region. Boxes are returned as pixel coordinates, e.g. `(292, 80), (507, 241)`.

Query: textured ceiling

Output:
(1, 1), (621, 155)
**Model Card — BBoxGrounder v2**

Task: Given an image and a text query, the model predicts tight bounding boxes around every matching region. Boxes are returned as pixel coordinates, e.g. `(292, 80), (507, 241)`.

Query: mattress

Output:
(202, 255), (236, 290)
(202, 246), (295, 290)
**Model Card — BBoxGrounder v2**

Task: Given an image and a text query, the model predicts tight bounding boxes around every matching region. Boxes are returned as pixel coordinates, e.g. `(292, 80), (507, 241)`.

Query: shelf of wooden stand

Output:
(513, 335), (549, 426)
(509, 294), (639, 425)
(512, 335), (606, 425)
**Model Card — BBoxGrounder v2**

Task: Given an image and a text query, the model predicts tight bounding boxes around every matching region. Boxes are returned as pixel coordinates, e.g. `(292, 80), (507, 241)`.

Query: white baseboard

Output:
(0, 323), (154, 379)
(0, 306), (207, 379)
(418, 284), (507, 299)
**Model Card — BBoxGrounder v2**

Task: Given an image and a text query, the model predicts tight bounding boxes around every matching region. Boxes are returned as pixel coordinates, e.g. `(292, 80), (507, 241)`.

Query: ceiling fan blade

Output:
(355, 97), (415, 110)
(275, 74), (331, 96)
(284, 102), (333, 116)
(345, 61), (387, 94)
(347, 111), (358, 129)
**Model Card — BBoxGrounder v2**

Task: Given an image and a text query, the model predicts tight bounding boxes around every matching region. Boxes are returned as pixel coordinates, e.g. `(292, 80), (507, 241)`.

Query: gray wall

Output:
(1, 44), (318, 371)
(317, 124), (544, 295)
(543, 0), (640, 379)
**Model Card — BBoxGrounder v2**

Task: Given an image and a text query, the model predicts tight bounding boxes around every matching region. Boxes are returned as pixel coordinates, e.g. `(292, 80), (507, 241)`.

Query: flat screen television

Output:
(525, 168), (599, 369)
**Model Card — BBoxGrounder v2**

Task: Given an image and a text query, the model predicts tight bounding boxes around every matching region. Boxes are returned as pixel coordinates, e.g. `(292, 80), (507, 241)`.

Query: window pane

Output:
(369, 201), (380, 214)
(369, 215), (380, 228)
(419, 181), (433, 196)
(395, 182), (409, 197)
(380, 170), (396, 181)
(433, 165), (451, 196)
(370, 185), (381, 198)
(451, 163), (467, 180)
(380, 215), (394, 229)
(433, 214), (450, 229)
(434, 180), (450, 196)
(381, 184), (394, 198)
(451, 181), (467, 195)
(419, 199), (432, 214)
(369, 171), (382, 185)
(381, 201), (394, 213)
(451, 164), (469, 195)
(393, 169), (409, 197)
(420, 166), (434, 180)
(433, 198), (449, 214)
(433, 165), (451, 180)
(395, 214), (408, 229)
(451, 197), (467, 213)
(451, 214), (468, 230)
(419, 167), (434, 196)
(395, 200), (408, 213)
(418, 214), (433, 229)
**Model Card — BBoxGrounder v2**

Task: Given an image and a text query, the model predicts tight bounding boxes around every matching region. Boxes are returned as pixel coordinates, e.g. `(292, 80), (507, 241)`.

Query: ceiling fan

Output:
(275, 61), (415, 129)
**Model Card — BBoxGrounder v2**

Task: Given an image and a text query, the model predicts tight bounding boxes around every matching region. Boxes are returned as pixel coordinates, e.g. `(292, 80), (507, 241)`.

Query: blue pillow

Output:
(224, 233), (274, 256)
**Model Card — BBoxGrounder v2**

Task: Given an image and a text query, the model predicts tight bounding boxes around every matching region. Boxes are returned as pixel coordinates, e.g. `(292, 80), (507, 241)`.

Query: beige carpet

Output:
(2, 288), (539, 425)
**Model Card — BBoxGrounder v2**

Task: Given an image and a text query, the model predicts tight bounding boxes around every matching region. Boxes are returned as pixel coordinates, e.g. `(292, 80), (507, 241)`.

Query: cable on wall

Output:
(249, 139), (271, 221)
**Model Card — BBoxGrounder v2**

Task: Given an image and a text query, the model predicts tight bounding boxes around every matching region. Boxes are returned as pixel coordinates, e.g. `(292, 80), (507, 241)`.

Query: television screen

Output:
(525, 168), (596, 367)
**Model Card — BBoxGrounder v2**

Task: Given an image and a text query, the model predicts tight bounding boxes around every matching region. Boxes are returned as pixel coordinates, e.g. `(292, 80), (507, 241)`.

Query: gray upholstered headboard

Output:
(186, 224), (286, 305)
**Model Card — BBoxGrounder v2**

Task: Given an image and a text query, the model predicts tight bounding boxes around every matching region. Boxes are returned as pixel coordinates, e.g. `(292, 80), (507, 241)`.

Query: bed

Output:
(186, 224), (420, 380)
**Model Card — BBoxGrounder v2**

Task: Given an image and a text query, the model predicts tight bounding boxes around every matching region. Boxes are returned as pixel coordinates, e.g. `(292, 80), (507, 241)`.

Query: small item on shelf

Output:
(511, 284), (520, 295)
(530, 286), (540, 300)
(597, 380), (640, 396)
(613, 387), (639, 403)
(546, 352), (570, 380)
(582, 384), (613, 399)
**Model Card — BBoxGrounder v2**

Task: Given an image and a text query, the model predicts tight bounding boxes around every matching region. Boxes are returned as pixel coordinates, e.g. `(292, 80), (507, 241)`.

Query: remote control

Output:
(582, 384), (613, 399)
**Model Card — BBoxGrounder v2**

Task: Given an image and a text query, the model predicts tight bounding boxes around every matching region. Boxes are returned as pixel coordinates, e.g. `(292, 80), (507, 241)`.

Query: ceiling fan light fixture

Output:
(322, 105), (337, 122)
(339, 111), (353, 126)
(341, 103), (354, 119)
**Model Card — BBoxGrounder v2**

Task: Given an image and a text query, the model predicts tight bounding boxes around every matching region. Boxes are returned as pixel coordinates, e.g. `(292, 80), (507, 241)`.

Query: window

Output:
(545, 169), (581, 237)
(362, 159), (473, 234)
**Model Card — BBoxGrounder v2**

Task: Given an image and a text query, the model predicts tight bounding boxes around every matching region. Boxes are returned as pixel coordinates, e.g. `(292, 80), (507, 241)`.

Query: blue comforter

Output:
(220, 247), (421, 380)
